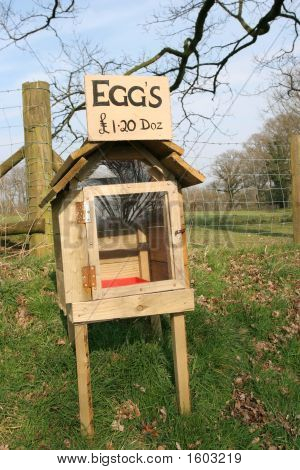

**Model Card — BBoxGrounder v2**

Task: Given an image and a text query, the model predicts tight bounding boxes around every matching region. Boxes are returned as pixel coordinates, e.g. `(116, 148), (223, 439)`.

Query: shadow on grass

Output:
(57, 307), (177, 386)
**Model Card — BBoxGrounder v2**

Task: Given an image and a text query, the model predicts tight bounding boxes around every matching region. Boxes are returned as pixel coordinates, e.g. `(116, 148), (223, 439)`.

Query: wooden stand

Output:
(71, 311), (190, 436)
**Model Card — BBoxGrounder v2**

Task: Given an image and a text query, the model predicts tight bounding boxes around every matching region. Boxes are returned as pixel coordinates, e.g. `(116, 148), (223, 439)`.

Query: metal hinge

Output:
(76, 201), (91, 224)
(82, 265), (96, 288)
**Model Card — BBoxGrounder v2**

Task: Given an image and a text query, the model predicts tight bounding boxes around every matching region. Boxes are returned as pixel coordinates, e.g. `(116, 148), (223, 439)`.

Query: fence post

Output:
(291, 135), (300, 244)
(22, 81), (53, 255)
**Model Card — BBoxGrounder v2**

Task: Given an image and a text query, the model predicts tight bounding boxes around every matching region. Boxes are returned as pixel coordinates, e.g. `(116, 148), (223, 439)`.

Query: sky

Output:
(0, 0), (299, 180)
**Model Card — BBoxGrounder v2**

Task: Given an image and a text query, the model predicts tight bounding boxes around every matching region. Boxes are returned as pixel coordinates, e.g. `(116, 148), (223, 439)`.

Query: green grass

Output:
(0, 243), (299, 450)
(0, 209), (293, 250)
(187, 209), (293, 246)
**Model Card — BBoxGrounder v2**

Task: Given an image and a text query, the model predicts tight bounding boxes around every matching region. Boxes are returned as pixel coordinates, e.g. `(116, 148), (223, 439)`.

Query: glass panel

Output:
(94, 192), (173, 288)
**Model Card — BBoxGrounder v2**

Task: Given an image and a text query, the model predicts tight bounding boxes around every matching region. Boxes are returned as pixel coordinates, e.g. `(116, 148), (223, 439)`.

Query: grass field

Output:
(187, 209), (293, 246)
(0, 209), (294, 250)
(0, 243), (299, 450)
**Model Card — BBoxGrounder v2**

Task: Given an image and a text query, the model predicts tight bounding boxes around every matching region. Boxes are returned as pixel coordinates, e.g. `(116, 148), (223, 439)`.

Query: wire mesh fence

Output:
(182, 143), (292, 248)
(0, 88), (28, 254)
(0, 86), (295, 254)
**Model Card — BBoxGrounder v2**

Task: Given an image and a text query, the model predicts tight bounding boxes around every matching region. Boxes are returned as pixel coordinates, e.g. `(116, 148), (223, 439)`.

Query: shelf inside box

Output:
(101, 277), (149, 288)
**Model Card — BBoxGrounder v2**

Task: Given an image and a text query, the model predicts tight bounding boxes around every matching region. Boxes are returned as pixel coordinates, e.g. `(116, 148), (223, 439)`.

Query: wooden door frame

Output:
(82, 181), (185, 300)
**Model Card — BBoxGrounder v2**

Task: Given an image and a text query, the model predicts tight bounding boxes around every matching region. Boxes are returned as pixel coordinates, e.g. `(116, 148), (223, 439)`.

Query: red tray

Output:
(101, 277), (148, 288)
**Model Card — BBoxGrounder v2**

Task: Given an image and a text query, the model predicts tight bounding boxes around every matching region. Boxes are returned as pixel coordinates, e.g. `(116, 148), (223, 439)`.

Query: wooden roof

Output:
(40, 140), (205, 208)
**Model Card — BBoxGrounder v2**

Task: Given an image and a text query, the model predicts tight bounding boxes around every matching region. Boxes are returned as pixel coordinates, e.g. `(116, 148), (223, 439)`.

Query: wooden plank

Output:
(137, 228), (150, 280)
(100, 279), (183, 300)
(67, 317), (75, 346)
(291, 135), (300, 243)
(59, 191), (92, 304)
(161, 152), (205, 187)
(178, 188), (190, 285)
(83, 197), (102, 300)
(142, 140), (184, 157)
(163, 192), (175, 279)
(74, 324), (94, 436)
(40, 157), (88, 208)
(50, 142), (103, 187)
(84, 180), (174, 197)
(100, 259), (140, 279)
(85, 75), (172, 141)
(150, 261), (169, 281)
(56, 268), (66, 313)
(69, 288), (194, 323)
(149, 166), (166, 181)
(171, 186), (192, 415)
(104, 142), (142, 161)
(170, 313), (191, 414)
(167, 184), (185, 284)
(52, 150), (64, 173)
(148, 228), (169, 263)
(0, 147), (24, 178)
(129, 141), (175, 181)
(0, 218), (45, 236)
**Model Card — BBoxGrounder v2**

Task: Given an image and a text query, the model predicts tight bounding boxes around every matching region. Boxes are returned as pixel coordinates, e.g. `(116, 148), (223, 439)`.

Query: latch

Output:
(82, 265), (96, 288)
(76, 201), (91, 224)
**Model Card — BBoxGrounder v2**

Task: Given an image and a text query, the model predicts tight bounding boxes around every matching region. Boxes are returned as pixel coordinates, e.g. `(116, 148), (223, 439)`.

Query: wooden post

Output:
(291, 135), (300, 243)
(170, 313), (191, 414)
(170, 187), (191, 414)
(74, 324), (94, 436)
(22, 81), (53, 255)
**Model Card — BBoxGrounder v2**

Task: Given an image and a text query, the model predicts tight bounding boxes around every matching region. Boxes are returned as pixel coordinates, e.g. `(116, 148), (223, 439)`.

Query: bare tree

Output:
(0, 164), (26, 216)
(267, 57), (300, 116)
(0, 1), (76, 51)
(212, 150), (245, 209)
(0, 1), (299, 150)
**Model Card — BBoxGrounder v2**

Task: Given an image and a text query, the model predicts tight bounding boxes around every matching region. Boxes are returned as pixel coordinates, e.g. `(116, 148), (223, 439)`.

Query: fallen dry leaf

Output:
(233, 373), (251, 388)
(106, 441), (115, 450)
(56, 338), (66, 346)
(142, 422), (159, 438)
(111, 399), (140, 433)
(157, 445), (166, 450)
(133, 383), (146, 393)
(251, 437), (260, 445)
(25, 373), (35, 382)
(187, 439), (202, 449)
(231, 389), (267, 426)
(0, 445), (9, 450)
(15, 294), (31, 326)
(63, 439), (71, 449)
(176, 442), (182, 450)
(159, 407), (167, 423)
(116, 400), (141, 421)
(111, 420), (124, 432)
(272, 311), (281, 318)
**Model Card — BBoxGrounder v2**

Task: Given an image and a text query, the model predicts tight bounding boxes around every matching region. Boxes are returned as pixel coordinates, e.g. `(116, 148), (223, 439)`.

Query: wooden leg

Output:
(170, 313), (191, 414)
(150, 315), (163, 339)
(67, 317), (75, 346)
(74, 324), (94, 436)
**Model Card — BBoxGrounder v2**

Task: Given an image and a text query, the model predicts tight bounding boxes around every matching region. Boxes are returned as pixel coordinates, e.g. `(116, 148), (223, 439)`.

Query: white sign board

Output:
(84, 75), (172, 141)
